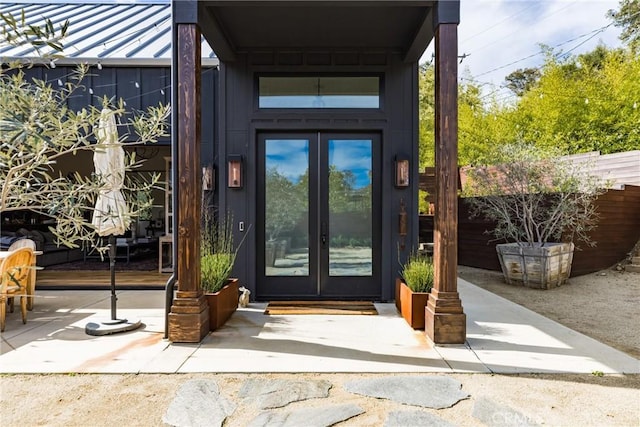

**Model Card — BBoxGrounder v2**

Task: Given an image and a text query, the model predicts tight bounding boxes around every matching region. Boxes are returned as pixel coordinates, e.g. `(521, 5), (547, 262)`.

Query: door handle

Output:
(321, 222), (327, 246)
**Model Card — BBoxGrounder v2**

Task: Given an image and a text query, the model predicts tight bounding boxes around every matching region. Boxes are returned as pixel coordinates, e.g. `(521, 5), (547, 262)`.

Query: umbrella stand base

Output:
(85, 318), (142, 336)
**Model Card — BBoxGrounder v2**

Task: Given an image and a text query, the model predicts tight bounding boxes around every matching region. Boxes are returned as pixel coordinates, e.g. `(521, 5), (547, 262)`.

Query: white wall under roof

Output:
(563, 151), (640, 189)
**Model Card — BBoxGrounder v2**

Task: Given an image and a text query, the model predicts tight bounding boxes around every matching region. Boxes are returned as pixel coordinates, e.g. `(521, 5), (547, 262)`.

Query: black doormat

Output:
(264, 301), (378, 315)
(45, 257), (158, 271)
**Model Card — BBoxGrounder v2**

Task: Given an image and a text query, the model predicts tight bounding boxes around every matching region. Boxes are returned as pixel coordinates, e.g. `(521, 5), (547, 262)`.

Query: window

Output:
(259, 76), (380, 109)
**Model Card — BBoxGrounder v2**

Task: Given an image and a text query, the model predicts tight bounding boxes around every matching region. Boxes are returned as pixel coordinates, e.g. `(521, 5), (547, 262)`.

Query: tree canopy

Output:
(419, 44), (639, 169)
(504, 68), (541, 97)
(608, 0), (640, 51)
(418, 0), (640, 171)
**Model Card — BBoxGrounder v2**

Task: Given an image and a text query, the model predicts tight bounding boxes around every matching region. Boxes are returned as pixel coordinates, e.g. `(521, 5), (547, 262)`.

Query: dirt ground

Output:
(1, 267), (638, 426)
(458, 265), (640, 359)
(1, 372), (639, 426)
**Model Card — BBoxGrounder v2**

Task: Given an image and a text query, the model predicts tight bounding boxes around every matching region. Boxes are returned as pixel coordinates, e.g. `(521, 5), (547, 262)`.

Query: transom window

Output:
(259, 76), (380, 109)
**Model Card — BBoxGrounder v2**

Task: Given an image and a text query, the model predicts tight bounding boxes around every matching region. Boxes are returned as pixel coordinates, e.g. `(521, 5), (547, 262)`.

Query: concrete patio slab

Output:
(459, 278), (640, 374)
(0, 279), (638, 374)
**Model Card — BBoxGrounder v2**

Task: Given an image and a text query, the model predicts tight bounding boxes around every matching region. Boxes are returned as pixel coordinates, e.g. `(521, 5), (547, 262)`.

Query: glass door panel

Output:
(264, 139), (310, 276)
(327, 139), (373, 276)
(257, 132), (380, 299)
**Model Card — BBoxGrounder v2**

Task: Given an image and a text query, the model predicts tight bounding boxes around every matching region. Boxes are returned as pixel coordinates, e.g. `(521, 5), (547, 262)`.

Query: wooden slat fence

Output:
(419, 184), (640, 277)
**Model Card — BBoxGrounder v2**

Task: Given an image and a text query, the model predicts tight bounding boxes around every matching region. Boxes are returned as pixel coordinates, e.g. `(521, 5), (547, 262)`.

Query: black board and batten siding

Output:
(16, 65), (218, 156)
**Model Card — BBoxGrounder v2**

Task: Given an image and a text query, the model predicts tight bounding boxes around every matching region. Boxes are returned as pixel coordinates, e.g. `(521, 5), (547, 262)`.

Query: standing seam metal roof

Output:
(0, 1), (216, 65)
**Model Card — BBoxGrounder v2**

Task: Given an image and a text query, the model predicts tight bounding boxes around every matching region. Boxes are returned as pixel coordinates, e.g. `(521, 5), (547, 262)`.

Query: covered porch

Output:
(170, 0), (465, 343)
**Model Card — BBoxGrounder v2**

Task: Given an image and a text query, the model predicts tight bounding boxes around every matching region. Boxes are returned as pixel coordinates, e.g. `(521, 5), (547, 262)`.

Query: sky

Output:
(423, 0), (625, 100)
(266, 139), (373, 189)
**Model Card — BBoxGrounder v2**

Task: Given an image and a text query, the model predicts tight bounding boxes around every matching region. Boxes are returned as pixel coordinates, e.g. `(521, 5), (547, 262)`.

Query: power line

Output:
(461, 2), (540, 43)
(471, 7), (640, 80)
(473, 23), (614, 79)
(467, 1), (578, 55)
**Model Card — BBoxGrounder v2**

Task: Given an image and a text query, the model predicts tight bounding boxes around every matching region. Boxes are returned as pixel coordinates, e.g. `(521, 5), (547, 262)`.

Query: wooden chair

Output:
(8, 238), (37, 311)
(0, 247), (34, 332)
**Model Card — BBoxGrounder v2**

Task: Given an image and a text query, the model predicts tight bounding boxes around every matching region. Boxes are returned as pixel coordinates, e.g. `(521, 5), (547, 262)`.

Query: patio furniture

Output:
(8, 239), (37, 310)
(1, 228), (83, 267)
(0, 247), (34, 332)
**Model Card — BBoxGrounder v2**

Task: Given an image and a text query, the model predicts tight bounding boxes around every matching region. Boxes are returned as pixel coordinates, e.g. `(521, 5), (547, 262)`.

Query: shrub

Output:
(200, 210), (250, 293)
(201, 214), (235, 293)
(401, 252), (434, 293)
(201, 252), (234, 293)
(463, 143), (604, 247)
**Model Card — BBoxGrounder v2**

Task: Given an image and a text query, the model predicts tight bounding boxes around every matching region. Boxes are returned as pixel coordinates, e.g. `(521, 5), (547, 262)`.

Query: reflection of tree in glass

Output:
(265, 168), (306, 241)
(328, 166), (372, 213)
(296, 169), (310, 212)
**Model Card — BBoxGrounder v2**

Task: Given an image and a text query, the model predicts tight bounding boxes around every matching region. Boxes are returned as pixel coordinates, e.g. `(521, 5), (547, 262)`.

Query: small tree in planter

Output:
(464, 143), (604, 288)
(396, 252), (434, 329)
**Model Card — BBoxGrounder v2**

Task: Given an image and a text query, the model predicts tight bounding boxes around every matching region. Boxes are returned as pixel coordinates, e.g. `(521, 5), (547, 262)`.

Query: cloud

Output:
(266, 139), (309, 182)
(422, 0), (623, 98)
(329, 140), (372, 189)
(265, 138), (373, 189)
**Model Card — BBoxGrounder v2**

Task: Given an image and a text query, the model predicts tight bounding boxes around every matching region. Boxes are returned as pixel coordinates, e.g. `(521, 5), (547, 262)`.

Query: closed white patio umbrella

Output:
(91, 108), (130, 236)
(86, 108), (141, 336)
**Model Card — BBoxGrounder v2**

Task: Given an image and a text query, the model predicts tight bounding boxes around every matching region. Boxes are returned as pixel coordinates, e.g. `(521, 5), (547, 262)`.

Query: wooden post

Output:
(168, 23), (209, 342)
(425, 22), (466, 344)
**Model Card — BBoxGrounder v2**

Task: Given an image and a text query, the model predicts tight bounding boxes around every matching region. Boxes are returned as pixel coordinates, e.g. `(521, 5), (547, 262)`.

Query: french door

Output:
(257, 132), (381, 299)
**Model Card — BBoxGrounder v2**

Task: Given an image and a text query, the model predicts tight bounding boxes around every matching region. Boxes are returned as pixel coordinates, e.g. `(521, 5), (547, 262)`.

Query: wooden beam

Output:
(425, 22), (466, 344)
(168, 23), (209, 342)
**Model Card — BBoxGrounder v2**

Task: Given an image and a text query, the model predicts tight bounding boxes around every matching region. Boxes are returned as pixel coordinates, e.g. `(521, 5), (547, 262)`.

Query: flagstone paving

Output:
(162, 379), (236, 427)
(164, 376), (472, 427)
(472, 397), (540, 427)
(248, 404), (365, 427)
(238, 378), (332, 409)
(343, 376), (470, 409)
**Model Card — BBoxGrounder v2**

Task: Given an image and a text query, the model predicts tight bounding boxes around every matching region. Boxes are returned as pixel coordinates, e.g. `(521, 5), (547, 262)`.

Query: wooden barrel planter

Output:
(496, 242), (574, 289)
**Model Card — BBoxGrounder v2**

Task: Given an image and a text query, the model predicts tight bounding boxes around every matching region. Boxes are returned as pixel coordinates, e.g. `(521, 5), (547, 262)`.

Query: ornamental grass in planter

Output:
(201, 252), (239, 331)
(463, 143), (604, 289)
(201, 213), (245, 331)
(396, 252), (434, 329)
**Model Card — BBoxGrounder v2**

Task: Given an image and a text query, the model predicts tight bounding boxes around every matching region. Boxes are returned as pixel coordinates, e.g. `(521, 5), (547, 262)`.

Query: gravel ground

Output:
(1, 372), (639, 426)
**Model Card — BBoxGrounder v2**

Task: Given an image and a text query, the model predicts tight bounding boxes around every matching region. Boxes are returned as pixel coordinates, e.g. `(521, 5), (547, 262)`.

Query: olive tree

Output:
(463, 143), (605, 247)
(1, 12), (170, 252)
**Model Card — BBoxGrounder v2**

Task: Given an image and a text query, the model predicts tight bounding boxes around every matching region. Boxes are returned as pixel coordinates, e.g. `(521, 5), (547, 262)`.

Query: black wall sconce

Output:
(227, 155), (243, 189)
(395, 156), (409, 188)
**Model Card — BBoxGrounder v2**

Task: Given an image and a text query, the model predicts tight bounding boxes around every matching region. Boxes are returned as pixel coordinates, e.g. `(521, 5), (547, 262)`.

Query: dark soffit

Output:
(196, 1), (451, 63)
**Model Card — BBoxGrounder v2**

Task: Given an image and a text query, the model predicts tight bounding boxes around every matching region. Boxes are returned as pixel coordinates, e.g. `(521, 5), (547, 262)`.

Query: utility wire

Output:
(473, 24), (614, 79)
(467, 1), (578, 54)
(472, 8), (640, 80)
(461, 2), (540, 43)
